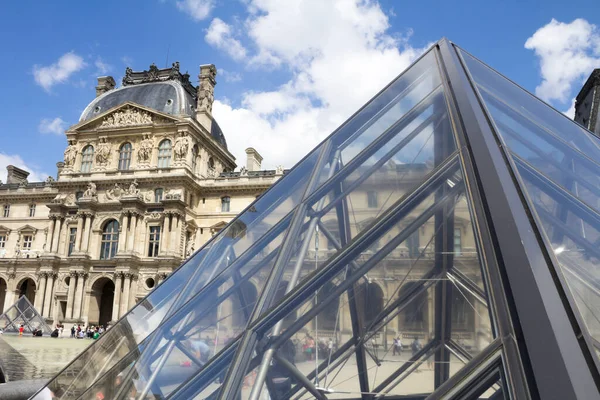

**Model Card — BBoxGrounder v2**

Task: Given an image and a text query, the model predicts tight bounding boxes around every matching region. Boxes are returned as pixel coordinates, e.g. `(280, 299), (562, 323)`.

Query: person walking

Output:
(71, 325), (75, 338)
(18, 324), (24, 336)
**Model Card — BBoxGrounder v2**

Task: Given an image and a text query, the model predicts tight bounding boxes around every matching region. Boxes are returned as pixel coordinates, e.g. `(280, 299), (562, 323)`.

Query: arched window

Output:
(157, 139), (172, 168)
(81, 145), (94, 173)
(118, 142), (132, 171)
(154, 188), (163, 202)
(100, 220), (119, 260)
(191, 144), (199, 174)
(221, 196), (231, 212)
(208, 157), (215, 170)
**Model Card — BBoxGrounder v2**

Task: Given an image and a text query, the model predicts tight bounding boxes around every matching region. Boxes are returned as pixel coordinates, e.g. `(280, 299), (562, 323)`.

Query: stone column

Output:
(112, 273), (122, 322)
(47, 218), (56, 253)
(66, 272), (77, 318)
(118, 214), (130, 253)
(127, 214), (137, 252)
(81, 214), (92, 253)
(42, 273), (55, 317)
(160, 214), (170, 254)
(128, 275), (138, 310)
(74, 215), (84, 252)
(73, 272), (86, 320)
(34, 273), (47, 312)
(170, 214), (180, 256)
(120, 273), (131, 317)
(51, 218), (62, 253)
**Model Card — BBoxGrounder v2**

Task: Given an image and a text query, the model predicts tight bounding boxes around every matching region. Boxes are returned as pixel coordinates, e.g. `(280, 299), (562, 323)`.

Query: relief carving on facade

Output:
(137, 134), (153, 164)
(63, 140), (78, 168)
(95, 137), (111, 166)
(100, 107), (153, 128)
(105, 183), (124, 200)
(173, 132), (190, 161)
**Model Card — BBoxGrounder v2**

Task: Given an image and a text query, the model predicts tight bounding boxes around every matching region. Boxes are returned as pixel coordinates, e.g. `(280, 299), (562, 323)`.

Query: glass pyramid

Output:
(0, 295), (52, 334)
(36, 39), (600, 399)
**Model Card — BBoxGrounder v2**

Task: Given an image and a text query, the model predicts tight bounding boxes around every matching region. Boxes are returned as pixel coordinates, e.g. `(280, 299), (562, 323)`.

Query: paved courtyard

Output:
(0, 334), (89, 382)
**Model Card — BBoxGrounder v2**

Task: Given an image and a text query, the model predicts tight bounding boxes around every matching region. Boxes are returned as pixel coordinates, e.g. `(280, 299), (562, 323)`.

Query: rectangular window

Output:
(454, 227), (462, 256)
(3, 205), (9, 218)
(148, 226), (161, 257)
(154, 188), (164, 203)
(29, 204), (36, 217)
(221, 196), (231, 212)
(367, 191), (378, 208)
(23, 235), (32, 249)
(0, 235), (5, 248)
(68, 228), (77, 256)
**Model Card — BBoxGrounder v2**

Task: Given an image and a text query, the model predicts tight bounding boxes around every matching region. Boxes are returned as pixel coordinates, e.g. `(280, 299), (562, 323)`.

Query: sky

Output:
(0, 0), (599, 182)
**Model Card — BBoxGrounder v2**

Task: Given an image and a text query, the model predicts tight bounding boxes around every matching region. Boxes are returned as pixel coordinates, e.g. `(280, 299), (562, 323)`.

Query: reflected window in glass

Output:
(454, 227), (462, 256)
(367, 190), (378, 208)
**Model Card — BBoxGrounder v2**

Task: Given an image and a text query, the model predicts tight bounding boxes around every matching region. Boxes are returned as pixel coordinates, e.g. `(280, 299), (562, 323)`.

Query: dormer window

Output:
(158, 139), (172, 168)
(81, 145), (94, 173)
(119, 142), (132, 171)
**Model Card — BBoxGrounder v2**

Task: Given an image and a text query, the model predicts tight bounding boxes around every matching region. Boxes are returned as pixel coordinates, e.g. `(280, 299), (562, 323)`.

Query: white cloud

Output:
(33, 52), (87, 92)
(219, 69), (242, 83)
(95, 57), (112, 75)
(212, 0), (428, 170)
(0, 153), (49, 183)
(525, 18), (600, 103)
(564, 98), (577, 118)
(39, 117), (67, 136)
(176, 0), (214, 21)
(205, 18), (247, 61)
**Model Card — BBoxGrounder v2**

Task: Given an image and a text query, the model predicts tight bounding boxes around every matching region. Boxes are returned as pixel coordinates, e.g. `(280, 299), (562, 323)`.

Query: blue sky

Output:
(0, 0), (599, 182)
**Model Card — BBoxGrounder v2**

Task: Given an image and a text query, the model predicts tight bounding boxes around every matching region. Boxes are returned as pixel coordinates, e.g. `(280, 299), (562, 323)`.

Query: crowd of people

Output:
(69, 324), (107, 339)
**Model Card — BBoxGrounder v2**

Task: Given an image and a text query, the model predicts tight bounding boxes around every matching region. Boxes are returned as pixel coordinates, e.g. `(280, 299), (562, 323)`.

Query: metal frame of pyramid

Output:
(0, 295), (52, 334)
(35, 39), (600, 399)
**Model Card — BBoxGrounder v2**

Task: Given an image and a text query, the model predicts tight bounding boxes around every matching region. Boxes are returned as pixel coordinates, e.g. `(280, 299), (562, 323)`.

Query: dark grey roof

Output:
(210, 118), (227, 149)
(80, 81), (195, 122)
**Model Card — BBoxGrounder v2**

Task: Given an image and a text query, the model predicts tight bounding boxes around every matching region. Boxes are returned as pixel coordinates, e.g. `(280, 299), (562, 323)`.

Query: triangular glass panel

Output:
(460, 47), (600, 353)
(0, 295), (50, 334)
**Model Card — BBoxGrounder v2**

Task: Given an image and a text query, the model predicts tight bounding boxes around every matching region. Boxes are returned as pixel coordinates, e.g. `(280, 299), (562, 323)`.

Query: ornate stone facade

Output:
(0, 62), (284, 328)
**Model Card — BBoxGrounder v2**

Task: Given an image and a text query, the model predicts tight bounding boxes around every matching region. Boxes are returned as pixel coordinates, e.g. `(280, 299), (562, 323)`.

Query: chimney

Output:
(245, 148), (263, 172)
(6, 165), (30, 184)
(196, 64), (217, 130)
(96, 76), (116, 97)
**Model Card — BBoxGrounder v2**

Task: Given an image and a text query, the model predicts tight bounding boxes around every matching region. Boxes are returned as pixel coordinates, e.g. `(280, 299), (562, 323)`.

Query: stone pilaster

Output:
(120, 273), (132, 317)
(34, 273), (47, 312)
(74, 215), (84, 252)
(66, 271), (77, 318)
(42, 273), (55, 317)
(72, 272), (87, 320)
(112, 272), (122, 322)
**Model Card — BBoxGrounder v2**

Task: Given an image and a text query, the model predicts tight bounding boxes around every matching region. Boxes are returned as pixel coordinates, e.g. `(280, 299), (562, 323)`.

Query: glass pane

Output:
(264, 85), (457, 313)
(459, 48), (600, 162)
(463, 46), (600, 365)
(42, 247), (208, 399)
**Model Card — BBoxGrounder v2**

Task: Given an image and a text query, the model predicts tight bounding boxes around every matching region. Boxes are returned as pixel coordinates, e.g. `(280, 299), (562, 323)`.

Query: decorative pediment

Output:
(70, 102), (179, 132)
(0, 225), (10, 234)
(17, 224), (37, 233)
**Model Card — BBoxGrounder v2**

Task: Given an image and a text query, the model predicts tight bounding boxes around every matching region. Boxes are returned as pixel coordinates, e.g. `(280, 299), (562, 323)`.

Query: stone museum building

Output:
(0, 62), (284, 326)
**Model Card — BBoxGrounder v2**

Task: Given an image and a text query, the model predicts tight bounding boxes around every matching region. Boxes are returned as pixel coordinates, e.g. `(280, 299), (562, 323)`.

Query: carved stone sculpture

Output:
(197, 79), (214, 114)
(275, 165), (284, 175)
(100, 107), (152, 128)
(127, 179), (140, 196)
(123, 67), (134, 86)
(174, 133), (190, 161)
(83, 182), (97, 198)
(106, 183), (123, 200)
(96, 137), (111, 166)
(138, 134), (153, 163)
(63, 140), (78, 167)
(239, 167), (248, 176)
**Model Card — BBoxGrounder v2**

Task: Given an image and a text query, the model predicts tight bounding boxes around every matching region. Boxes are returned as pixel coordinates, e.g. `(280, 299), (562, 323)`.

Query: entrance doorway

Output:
(18, 278), (36, 304)
(89, 278), (114, 327)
